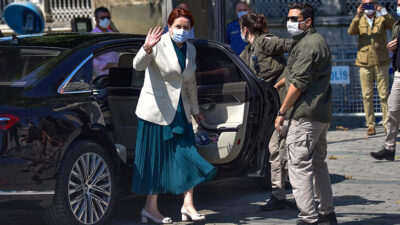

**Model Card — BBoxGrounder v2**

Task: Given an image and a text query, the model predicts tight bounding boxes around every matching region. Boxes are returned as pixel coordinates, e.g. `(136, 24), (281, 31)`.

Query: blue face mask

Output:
(171, 28), (189, 43)
(397, 7), (400, 17)
(238, 11), (248, 19)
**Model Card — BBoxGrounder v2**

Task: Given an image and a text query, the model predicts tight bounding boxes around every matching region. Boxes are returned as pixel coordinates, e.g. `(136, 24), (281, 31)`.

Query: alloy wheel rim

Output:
(68, 152), (112, 224)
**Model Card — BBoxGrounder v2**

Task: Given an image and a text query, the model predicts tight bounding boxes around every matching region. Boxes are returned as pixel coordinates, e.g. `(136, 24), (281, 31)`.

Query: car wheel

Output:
(42, 140), (117, 225)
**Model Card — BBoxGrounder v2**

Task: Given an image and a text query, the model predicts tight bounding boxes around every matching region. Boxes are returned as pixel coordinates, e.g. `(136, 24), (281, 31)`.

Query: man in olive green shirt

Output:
(348, 0), (395, 135)
(275, 3), (336, 225)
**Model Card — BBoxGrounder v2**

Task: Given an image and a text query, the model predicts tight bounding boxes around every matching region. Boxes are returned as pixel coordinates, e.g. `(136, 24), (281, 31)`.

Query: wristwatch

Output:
(277, 110), (286, 117)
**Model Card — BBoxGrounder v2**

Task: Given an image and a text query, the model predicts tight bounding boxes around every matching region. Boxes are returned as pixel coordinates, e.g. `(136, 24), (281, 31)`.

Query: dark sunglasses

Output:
(99, 16), (110, 20)
(286, 16), (304, 22)
(363, 3), (376, 10)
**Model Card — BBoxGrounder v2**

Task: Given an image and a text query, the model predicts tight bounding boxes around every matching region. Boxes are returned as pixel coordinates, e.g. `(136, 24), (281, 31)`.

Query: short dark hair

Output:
(288, 2), (315, 27)
(240, 13), (267, 36)
(94, 7), (110, 18)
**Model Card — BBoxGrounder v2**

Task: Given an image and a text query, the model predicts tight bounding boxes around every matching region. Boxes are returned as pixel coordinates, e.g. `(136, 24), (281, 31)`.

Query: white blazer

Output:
(133, 33), (199, 125)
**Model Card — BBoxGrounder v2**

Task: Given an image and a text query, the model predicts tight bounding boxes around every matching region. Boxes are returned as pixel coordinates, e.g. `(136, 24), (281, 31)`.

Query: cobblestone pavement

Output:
(1, 127), (400, 225)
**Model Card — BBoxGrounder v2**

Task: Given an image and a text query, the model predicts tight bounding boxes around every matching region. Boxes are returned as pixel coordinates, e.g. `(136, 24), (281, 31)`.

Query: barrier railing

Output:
(330, 44), (393, 116)
(48, 0), (92, 26)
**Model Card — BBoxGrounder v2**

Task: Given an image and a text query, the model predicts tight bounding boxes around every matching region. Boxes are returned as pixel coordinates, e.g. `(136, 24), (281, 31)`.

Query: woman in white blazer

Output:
(131, 8), (216, 224)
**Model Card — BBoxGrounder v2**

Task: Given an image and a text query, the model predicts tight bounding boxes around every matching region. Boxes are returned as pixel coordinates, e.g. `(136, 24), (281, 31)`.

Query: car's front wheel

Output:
(42, 140), (117, 225)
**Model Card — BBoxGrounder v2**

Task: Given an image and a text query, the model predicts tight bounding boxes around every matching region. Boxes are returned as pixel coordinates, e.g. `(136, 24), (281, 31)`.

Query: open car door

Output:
(192, 40), (279, 175)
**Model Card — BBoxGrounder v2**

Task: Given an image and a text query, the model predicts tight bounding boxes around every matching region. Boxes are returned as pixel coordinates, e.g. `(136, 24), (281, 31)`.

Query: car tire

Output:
(42, 140), (117, 225)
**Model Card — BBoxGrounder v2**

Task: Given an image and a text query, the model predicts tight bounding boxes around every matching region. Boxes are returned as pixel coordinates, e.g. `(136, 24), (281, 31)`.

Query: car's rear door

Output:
(192, 41), (279, 173)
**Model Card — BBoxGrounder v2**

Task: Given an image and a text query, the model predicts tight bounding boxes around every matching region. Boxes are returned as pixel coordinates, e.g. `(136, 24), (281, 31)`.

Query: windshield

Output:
(0, 47), (63, 87)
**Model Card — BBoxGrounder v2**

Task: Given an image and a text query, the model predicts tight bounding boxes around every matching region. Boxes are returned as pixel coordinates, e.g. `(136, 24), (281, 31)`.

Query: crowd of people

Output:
(90, 1), (400, 224)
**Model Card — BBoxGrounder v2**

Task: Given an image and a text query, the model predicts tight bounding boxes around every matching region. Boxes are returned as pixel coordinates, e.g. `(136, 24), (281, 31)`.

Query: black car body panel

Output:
(0, 33), (279, 212)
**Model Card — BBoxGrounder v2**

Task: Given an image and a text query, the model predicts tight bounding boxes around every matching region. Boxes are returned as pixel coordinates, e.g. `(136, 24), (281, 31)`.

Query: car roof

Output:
(0, 33), (146, 49)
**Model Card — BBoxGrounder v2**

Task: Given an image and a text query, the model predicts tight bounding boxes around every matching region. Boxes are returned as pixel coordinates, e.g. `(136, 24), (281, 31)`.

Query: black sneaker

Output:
(296, 219), (318, 225)
(318, 212), (338, 225)
(259, 195), (287, 211)
(370, 148), (395, 161)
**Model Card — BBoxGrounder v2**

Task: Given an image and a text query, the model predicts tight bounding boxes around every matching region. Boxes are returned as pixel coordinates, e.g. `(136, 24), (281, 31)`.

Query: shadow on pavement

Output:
(110, 177), (299, 224)
(334, 195), (384, 207)
(327, 134), (386, 145)
(372, 159), (400, 163)
(330, 174), (346, 185)
(338, 212), (400, 225)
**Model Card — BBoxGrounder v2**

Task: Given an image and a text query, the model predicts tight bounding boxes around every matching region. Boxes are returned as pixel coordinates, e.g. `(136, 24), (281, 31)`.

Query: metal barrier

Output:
(48, 0), (92, 26)
(252, 0), (397, 17)
(330, 43), (393, 117)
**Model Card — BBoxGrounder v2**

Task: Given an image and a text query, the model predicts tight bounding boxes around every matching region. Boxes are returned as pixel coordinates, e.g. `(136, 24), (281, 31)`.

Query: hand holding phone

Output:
(357, 4), (364, 17)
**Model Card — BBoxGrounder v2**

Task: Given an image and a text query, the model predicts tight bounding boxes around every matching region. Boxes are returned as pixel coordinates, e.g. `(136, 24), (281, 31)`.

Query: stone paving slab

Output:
(1, 127), (400, 225)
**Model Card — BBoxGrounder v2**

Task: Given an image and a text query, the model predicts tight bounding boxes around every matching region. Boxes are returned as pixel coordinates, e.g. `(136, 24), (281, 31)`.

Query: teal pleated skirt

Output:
(131, 97), (217, 195)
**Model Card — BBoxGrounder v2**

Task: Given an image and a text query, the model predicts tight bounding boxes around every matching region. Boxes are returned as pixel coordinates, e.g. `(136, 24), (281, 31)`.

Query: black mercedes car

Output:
(0, 33), (278, 225)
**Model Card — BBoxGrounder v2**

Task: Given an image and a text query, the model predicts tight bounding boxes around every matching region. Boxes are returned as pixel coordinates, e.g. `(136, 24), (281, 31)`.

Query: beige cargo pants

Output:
(268, 120), (288, 200)
(359, 65), (389, 129)
(384, 71), (400, 151)
(286, 118), (335, 223)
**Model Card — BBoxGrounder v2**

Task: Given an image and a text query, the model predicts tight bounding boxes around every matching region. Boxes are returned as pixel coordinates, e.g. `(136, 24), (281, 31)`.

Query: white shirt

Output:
(365, 15), (374, 28)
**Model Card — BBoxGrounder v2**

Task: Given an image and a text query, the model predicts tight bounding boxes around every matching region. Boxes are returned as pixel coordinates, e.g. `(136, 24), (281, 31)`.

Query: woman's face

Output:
(168, 16), (191, 35)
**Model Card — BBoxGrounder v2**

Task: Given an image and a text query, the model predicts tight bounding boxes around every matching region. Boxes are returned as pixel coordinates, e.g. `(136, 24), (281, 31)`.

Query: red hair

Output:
(167, 8), (194, 27)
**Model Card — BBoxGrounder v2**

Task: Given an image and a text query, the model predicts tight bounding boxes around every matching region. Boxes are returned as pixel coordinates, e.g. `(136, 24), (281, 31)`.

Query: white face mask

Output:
(171, 28), (190, 43)
(397, 7), (400, 17)
(241, 32), (248, 43)
(238, 11), (248, 19)
(364, 9), (375, 16)
(240, 28), (248, 43)
(287, 21), (305, 36)
(99, 18), (110, 29)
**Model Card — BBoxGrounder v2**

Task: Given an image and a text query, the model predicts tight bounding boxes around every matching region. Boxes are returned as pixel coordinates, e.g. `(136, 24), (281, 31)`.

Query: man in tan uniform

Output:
(348, 0), (395, 135)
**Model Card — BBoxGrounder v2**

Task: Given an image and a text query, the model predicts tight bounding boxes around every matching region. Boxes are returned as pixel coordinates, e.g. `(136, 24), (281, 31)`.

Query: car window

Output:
(0, 47), (63, 87)
(94, 48), (144, 88)
(63, 57), (93, 93)
(195, 46), (243, 85)
(63, 47), (145, 93)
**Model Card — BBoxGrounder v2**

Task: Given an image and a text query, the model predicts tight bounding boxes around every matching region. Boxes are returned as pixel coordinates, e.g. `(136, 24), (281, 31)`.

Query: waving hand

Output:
(143, 26), (164, 53)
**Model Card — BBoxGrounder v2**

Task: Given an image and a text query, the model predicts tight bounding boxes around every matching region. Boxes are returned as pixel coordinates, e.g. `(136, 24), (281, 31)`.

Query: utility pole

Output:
(162, 0), (174, 27)
(210, 0), (225, 42)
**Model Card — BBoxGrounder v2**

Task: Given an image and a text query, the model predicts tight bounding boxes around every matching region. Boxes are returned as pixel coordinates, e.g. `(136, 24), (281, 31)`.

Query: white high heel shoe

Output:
(141, 208), (172, 224)
(181, 208), (206, 222)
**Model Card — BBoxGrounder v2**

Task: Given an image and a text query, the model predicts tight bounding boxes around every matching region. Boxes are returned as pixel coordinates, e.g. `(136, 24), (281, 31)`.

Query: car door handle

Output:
(200, 103), (215, 111)
(198, 98), (216, 111)
(199, 120), (239, 132)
